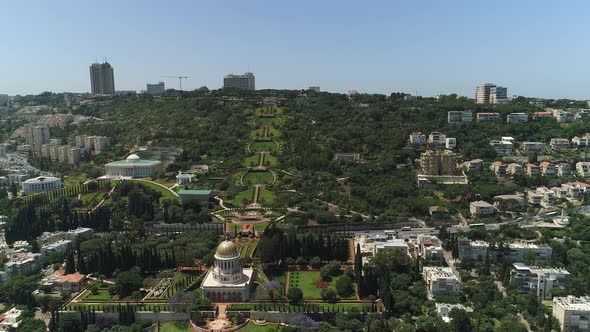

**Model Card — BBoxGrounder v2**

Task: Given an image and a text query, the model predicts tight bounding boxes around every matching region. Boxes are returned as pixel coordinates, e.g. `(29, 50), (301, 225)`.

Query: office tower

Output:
(89, 62), (115, 95)
(223, 72), (255, 90)
(490, 86), (508, 104)
(146, 82), (165, 96)
(476, 83), (508, 104)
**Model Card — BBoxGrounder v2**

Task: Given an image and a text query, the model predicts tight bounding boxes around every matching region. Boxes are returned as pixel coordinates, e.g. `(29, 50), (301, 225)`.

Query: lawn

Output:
(249, 142), (279, 153)
(132, 179), (178, 203)
(288, 271), (356, 300)
(63, 174), (89, 187)
(160, 322), (193, 332)
(239, 322), (281, 332)
(288, 271), (323, 299)
(266, 269), (288, 288)
(242, 171), (274, 185)
(233, 188), (275, 206)
(234, 188), (255, 205)
(83, 290), (115, 301)
(78, 191), (107, 209)
(254, 117), (281, 126)
(256, 188), (276, 205)
(240, 241), (257, 258)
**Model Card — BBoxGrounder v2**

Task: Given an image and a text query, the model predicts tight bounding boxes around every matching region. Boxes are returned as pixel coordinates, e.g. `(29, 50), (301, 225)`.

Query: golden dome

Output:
(215, 239), (239, 258)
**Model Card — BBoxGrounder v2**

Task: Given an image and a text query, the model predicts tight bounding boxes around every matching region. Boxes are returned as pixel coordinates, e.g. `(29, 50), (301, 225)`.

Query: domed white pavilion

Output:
(104, 154), (162, 178)
(201, 238), (254, 302)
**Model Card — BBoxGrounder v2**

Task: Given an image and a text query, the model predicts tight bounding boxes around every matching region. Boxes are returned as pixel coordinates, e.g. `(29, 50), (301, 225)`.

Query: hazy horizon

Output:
(3, 0), (590, 99)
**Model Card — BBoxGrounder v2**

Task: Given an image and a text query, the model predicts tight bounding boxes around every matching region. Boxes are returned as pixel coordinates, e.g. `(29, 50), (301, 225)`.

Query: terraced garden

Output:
(249, 141), (279, 153)
(242, 171), (274, 185)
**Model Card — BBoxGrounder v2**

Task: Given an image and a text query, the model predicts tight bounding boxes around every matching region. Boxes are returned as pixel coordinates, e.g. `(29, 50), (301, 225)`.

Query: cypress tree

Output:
(64, 246), (76, 274)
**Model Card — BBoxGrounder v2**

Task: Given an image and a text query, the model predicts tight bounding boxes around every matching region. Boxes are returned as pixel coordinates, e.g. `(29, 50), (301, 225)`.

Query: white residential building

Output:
(40, 239), (72, 258)
(552, 109), (574, 123)
(428, 132), (447, 146)
(476, 112), (501, 122)
(409, 132), (427, 145)
(558, 163), (572, 177)
(374, 239), (409, 256)
(507, 163), (523, 176)
(490, 161), (507, 178)
(0, 308), (23, 331)
(577, 162), (590, 177)
(550, 138), (571, 151)
(553, 296), (590, 332)
(540, 162), (556, 177)
(447, 111), (473, 124)
(508, 243), (553, 262)
(4, 252), (42, 277)
(507, 113), (529, 123)
(445, 138), (457, 150)
(469, 200), (495, 217)
(422, 267), (462, 298)
(511, 263), (570, 300)
(521, 142), (547, 154)
(572, 136), (590, 148)
(490, 140), (513, 155)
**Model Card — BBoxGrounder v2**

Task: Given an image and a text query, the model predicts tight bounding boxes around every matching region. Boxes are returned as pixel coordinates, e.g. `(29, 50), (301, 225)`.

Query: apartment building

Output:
(550, 138), (571, 151)
(507, 163), (523, 176)
(422, 267), (462, 298)
(553, 296), (590, 332)
(374, 239), (409, 256)
(445, 138), (457, 150)
(572, 136), (590, 148)
(552, 109), (574, 123)
(526, 163), (540, 176)
(409, 132), (426, 145)
(493, 194), (525, 211)
(476, 112), (501, 122)
(511, 263), (570, 300)
(521, 142), (547, 154)
(463, 159), (484, 172)
(533, 111), (552, 120)
(447, 111), (473, 124)
(469, 200), (495, 217)
(490, 140), (513, 155)
(490, 161), (507, 178)
(507, 112), (529, 123)
(419, 150), (458, 175)
(508, 243), (553, 262)
(428, 132), (447, 146)
(577, 162), (590, 177)
(558, 163), (572, 177)
(540, 162), (556, 177)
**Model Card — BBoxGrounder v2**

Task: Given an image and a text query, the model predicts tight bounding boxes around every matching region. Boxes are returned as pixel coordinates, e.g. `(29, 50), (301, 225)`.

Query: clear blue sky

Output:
(2, 0), (590, 99)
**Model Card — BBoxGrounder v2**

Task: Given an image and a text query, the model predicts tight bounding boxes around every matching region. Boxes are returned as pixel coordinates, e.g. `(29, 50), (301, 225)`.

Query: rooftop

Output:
(423, 267), (457, 279)
(470, 200), (493, 207)
(554, 296), (590, 311)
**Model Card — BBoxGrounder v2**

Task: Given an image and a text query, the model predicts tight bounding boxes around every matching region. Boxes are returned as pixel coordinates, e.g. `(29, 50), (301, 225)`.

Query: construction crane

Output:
(162, 75), (188, 91)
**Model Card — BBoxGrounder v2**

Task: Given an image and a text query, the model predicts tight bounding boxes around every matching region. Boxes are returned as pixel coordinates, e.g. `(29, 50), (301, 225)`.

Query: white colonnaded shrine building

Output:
(201, 238), (254, 302)
(104, 154), (161, 178)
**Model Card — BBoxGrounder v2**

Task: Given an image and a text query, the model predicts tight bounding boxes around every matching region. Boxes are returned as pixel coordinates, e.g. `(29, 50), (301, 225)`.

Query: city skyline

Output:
(3, 0), (590, 99)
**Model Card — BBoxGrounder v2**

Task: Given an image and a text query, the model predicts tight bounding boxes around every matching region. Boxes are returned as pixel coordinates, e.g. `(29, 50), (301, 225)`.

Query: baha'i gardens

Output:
(4, 87), (590, 332)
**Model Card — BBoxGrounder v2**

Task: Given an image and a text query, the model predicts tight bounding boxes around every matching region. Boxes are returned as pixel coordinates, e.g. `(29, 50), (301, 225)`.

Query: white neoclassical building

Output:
(22, 176), (62, 193)
(104, 154), (162, 178)
(201, 238), (254, 302)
